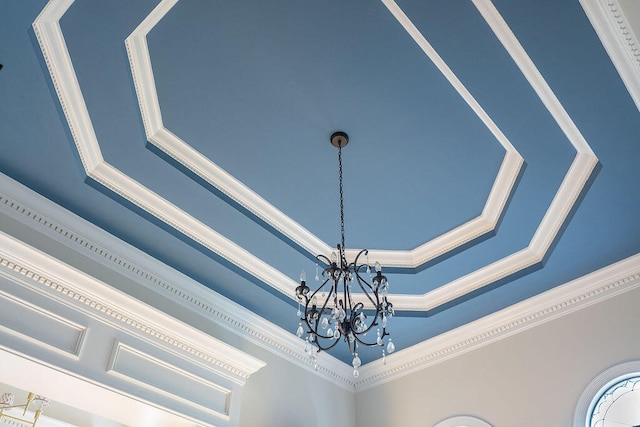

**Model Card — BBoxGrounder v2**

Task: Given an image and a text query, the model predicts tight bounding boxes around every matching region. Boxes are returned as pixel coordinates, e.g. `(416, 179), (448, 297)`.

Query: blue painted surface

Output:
(1, 0), (639, 364)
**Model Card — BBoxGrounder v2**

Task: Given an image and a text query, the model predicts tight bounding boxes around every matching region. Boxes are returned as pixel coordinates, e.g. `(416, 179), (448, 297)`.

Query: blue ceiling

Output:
(1, 0), (639, 364)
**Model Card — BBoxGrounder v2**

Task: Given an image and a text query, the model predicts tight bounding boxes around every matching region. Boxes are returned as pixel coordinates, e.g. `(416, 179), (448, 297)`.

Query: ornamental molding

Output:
(356, 252), (640, 390)
(32, 0), (597, 313)
(2, 173), (638, 392)
(0, 231), (266, 385)
(580, 0), (640, 111)
(0, 174), (354, 390)
(126, 0), (524, 269)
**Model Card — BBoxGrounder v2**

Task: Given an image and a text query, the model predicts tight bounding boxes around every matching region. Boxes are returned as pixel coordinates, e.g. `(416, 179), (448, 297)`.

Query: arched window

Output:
(574, 361), (640, 427)
(433, 415), (492, 427)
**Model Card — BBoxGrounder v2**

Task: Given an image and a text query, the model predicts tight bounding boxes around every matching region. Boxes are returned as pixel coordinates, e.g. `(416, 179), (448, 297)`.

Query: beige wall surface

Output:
(355, 286), (640, 427)
(239, 348), (355, 427)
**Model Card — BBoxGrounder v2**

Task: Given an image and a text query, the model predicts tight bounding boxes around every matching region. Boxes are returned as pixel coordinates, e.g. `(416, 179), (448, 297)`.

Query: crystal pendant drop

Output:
(304, 338), (309, 353)
(386, 338), (395, 354)
(376, 329), (382, 346)
(333, 328), (340, 340)
(353, 368), (359, 378)
(321, 317), (329, 329)
(315, 263), (319, 281)
(296, 302), (301, 318)
(382, 349), (387, 365)
(309, 334), (315, 342)
(352, 353), (361, 368)
(382, 314), (387, 328)
(327, 327), (333, 338)
(296, 323), (303, 338)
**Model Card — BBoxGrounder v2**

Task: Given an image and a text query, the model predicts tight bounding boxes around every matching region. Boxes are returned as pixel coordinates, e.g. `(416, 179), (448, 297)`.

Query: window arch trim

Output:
(434, 415), (492, 427)
(573, 360), (640, 427)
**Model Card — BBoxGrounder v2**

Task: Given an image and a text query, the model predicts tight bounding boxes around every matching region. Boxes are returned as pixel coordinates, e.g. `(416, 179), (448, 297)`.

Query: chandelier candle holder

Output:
(0, 391), (50, 426)
(295, 132), (395, 377)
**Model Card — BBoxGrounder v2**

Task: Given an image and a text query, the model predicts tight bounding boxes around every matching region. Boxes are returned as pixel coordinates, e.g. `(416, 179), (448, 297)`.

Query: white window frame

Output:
(573, 360), (640, 427)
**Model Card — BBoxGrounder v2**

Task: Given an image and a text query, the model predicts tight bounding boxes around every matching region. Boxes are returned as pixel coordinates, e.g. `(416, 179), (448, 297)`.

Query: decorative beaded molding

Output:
(0, 231), (266, 385)
(580, 0), (640, 111)
(2, 173), (638, 392)
(0, 174), (355, 390)
(355, 253), (640, 390)
(32, 0), (597, 313)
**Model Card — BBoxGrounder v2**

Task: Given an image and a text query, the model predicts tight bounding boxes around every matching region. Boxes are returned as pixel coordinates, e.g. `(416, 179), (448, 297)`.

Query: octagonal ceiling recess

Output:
(33, 0), (598, 315)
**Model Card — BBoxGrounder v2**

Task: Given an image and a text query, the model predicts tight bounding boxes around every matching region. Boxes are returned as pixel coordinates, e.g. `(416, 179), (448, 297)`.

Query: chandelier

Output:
(0, 391), (50, 426)
(295, 131), (395, 377)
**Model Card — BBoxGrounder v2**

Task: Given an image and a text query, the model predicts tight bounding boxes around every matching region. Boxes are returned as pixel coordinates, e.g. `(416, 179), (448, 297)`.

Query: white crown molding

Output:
(2, 173), (638, 393)
(0, 172), (355, 391)
(356, 252), (640, 390)
(127, 0), (524, 270)
(580, 0), (640, 112)
(32, 0), (305, 307)
(33, 0), (598, 312)
(372, 0), (600, 311)
(0, 230), (266, 385)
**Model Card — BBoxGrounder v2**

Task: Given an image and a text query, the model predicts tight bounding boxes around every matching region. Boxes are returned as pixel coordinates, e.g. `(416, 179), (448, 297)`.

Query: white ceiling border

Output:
(32, 0), (302, 304)
(580, 0), (640, 112)
(0, 172), (355, 391)
(2, 172), (638, 392)
(126, 0), (524, 270)
(367, 0), (601, 311)
(356, 252), (640, 390)
(32, 0), (598, 315)
(0, 230), (267, 386)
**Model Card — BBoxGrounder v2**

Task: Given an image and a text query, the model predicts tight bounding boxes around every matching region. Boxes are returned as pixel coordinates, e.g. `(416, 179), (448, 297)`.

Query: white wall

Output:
(355, 286), (640, 427)
(239, 349), (355, 427)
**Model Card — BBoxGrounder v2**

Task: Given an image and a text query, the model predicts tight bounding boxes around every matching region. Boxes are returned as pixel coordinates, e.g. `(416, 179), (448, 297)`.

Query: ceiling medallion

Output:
(295, 132), (395, 377)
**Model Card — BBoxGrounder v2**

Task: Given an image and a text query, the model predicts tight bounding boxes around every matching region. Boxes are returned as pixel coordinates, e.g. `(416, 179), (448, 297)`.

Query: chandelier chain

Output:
(338, 145), (345, 252)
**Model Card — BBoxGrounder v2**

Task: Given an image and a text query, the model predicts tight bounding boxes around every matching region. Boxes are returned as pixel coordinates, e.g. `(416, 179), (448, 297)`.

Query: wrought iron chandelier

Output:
(295, 131), (395, 377)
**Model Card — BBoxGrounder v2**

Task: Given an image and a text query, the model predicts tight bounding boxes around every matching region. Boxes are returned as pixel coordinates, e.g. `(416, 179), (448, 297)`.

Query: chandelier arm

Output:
(353, 271), (380, 307)
(305, 277), (331, 304)
(352, 329), (381, 348)
(350, 300), (382, 338)
(315, 253), (332, 266)
(351, 248), (369, 267)
(314, 338), (341, 353)
(302, 277), (343, 342)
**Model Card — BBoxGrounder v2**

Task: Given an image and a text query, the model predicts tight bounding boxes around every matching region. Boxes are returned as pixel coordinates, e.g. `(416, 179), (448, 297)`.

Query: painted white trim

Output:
(580, 0), (640, 112)
(0, 231), (266, 384)
(128, 0), (524, 270)
(0, 173), (355, 391)
(0, 348), (211, 427)
(434, 415), (492, 427)
(573, 360), (640, 427)
(1, 172), (638, 392)
(356, 253), (640, 390)
(34, 0), (599, 314)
